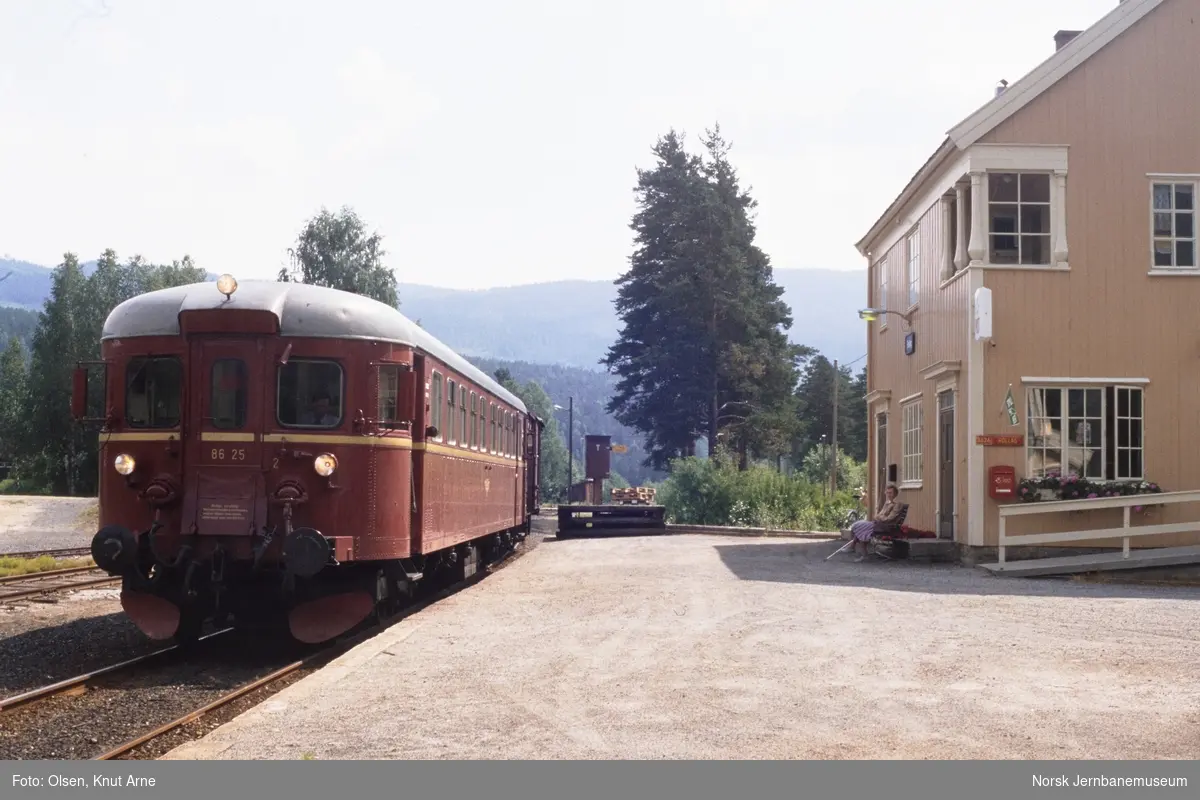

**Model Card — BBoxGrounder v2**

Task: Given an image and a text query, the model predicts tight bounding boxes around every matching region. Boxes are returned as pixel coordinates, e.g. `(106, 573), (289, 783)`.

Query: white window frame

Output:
(986, 171), (1052, 267)
(1149, 176), (1197, 273)
(1024, 384), (1145, 482)
(905, 229), (920, 309)
(901, 397), (923, 486)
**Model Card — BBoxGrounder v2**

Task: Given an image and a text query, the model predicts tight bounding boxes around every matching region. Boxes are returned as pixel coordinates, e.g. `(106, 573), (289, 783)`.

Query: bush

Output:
(659, 451), (858, 531)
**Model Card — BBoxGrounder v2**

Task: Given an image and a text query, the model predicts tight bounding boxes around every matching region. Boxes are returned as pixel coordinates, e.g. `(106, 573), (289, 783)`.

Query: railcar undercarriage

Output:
(91, 522), (530, 645)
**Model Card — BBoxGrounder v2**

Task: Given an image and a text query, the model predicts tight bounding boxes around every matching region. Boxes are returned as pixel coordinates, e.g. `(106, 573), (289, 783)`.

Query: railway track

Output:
(0, 536), (533, 761)
(0, 546), (92, 561)
(0, 568), (118, 604)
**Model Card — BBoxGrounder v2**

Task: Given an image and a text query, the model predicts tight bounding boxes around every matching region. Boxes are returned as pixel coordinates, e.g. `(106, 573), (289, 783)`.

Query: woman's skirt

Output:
(850, 520), (875, 542)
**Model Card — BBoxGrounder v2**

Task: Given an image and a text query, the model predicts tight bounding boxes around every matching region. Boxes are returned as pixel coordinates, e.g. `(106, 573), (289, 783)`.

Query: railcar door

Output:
(180, 339), (267, 538)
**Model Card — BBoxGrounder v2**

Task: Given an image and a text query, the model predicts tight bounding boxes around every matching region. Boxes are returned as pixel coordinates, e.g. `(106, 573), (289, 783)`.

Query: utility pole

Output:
(567, 396), (574, 503)
(830, 359), (839, 495)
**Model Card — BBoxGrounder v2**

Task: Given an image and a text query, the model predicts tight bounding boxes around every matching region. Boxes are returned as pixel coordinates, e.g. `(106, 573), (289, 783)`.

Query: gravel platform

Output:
(0, 496), (97, 553)
(161, 533), (1200, 760)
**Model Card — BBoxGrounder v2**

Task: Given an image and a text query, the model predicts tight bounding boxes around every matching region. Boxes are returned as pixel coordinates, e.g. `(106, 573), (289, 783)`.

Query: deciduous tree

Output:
(280, 206), (398, 308)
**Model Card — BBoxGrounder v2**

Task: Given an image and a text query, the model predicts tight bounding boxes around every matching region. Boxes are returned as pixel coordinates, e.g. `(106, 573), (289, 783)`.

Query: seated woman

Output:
(847, 483), (902, 562)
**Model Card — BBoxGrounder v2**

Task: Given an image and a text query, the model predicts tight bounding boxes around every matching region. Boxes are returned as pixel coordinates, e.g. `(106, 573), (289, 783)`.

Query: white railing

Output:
(997, 489), (1200, 564)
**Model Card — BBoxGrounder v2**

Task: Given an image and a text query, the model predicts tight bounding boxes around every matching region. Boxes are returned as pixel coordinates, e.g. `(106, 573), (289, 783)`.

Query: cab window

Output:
(378, 365), (400, 424)
(277, 359), (343, 428)
(125, 356), (182, 429)
(211, 359), (248, 429)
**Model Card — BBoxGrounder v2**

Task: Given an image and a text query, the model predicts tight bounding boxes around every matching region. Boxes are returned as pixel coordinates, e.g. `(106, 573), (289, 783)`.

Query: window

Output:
(210, 359), (247, 429)
(378, 365), (400, 425)
(431, 372), (443, 440)
(125, 356), (182, 429)
(1026, 386), (1144, 481)
(1151, 180), (1196, 269)
(906, 230), (920, 308)
(901, 399), (923, 484)
(489, 404), (496, 453)
(472, 398), (482, 448)
(988, 172), (1050, 265)
(277, 359), (343, 428)
(470, 392), (478, 449)
(447, 380), (457, 444)
(504, 411), (511, 457)
(459, 390), (467, 448)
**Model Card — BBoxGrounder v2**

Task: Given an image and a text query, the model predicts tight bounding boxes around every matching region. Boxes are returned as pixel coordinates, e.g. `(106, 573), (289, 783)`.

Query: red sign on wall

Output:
(976, 434), (1024, 446)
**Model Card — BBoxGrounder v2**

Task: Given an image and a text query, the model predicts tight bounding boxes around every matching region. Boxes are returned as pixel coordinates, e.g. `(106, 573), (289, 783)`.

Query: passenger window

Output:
(125, 356), (183, 429)
(378, 365), (400, 424)
(447, 381), (456, 443)
(431, 372), (443, 440)
(470, 392), (478, 449)
(277, 359), (343, 428)
(210, 359), (247, 429)
(490, 404), (496, 453)
(459, 391), (467, 448)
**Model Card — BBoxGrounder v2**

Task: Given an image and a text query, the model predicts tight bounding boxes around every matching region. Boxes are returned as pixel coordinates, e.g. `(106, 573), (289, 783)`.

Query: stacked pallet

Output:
(611, 486), (657, 505)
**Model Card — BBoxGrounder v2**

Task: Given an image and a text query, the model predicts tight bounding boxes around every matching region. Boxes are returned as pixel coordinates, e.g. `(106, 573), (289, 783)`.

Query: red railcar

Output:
(73, 277), (543, 644)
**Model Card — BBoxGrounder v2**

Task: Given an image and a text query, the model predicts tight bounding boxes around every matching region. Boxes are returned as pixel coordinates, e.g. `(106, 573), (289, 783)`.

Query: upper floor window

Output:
(988, 172), (1050, 266)
(905, 230), (920, 308)
(1152, 180), (1196, 270)
(1026, 385), (1144, 481)
(125, 356), (182, 429)
(210, 359), (247, 429)
(277, 359), (343, 428)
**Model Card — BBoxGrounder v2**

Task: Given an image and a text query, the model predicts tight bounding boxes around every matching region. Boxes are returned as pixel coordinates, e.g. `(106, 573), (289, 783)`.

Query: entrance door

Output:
(875, 412), (888, 506)
(181, 339), (267, 538)
(938, 390), (955, 540)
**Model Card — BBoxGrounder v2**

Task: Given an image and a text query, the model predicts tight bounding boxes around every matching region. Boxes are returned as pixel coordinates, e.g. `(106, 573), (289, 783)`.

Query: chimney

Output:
(1054, 30), (1083, 51)
(995, 79), (1009, 97)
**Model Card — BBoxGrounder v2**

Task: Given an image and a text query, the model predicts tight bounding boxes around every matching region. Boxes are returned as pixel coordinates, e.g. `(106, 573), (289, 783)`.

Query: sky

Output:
(0, 0), (1122, 290)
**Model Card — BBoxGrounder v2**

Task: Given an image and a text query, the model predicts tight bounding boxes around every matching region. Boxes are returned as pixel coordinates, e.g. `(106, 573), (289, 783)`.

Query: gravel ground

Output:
(164, 532), (1200, 761)
(0, 496), (97, 553)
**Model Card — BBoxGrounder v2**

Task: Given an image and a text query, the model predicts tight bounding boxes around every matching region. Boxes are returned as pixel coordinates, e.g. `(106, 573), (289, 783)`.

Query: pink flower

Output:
(1133, 505), (1144, 513)
(1087, 493), (1098, 499)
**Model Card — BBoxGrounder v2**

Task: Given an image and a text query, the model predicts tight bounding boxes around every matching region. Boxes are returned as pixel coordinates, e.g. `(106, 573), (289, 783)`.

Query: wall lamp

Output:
(857, 307), (914, 328)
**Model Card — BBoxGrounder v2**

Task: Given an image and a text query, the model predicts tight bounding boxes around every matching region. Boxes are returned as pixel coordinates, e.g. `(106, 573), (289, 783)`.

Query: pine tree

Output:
(281, 207), (398, 308)
(24, 254), (91, 493)
(605, 126), (801, 470)
(0, 336), (29, 471)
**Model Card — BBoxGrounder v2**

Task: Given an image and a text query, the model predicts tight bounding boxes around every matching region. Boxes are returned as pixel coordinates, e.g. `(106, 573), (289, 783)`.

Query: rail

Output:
(997, 489), (1200, 564)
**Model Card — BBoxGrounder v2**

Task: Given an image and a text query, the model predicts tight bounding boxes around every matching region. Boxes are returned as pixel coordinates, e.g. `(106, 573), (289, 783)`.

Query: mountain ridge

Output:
(1, 257), (867, 369)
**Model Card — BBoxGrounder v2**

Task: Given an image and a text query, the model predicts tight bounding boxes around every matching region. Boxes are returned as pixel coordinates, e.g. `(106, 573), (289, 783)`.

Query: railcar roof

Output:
(101, 280), (528, 413)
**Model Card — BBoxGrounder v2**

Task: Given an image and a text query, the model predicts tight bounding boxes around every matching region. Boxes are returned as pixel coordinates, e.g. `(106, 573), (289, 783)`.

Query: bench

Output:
(827, 504), (919, 561)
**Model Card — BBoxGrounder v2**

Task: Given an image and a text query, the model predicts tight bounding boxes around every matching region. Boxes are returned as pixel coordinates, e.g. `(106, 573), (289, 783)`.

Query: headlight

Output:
(114, 454), (136, 476)
(313, 453), (338, 477)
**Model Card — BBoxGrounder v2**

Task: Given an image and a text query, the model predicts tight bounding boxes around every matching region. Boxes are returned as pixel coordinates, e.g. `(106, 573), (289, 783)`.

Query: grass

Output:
(0, 555), (95, 578)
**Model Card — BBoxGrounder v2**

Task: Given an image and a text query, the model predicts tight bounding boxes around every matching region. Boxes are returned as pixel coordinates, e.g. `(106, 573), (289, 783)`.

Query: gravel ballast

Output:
(163, 533), (1200, 760)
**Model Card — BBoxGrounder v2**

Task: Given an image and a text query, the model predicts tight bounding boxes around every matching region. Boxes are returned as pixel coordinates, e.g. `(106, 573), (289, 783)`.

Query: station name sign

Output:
(976, 434), (1024, 447)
